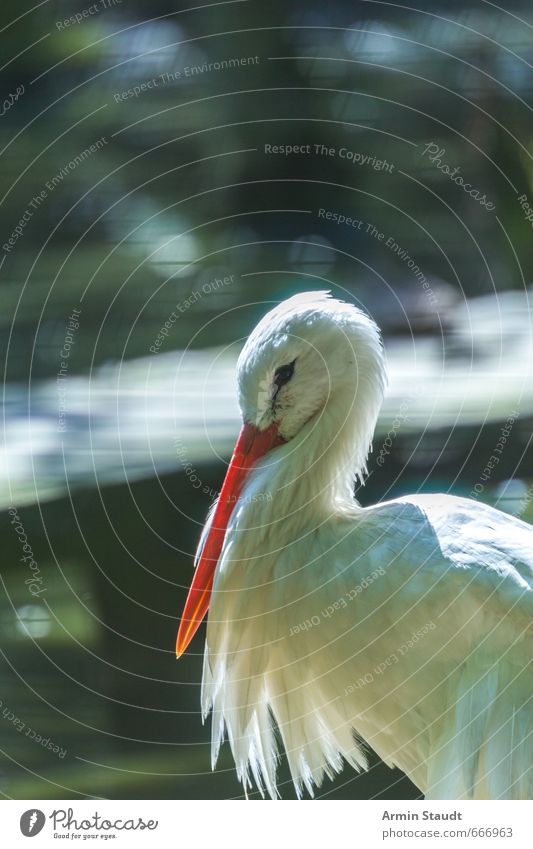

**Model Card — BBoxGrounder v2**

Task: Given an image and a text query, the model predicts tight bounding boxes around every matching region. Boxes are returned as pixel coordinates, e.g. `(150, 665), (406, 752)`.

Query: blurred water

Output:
(2, 288), (532, 510)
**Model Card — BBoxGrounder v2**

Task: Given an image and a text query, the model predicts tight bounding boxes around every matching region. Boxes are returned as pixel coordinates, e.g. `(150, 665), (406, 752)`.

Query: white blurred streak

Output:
(1, 291), (532, 509)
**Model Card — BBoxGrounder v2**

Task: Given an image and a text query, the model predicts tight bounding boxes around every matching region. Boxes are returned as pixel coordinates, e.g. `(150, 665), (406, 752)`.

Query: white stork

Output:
(176, 291), (532, 800)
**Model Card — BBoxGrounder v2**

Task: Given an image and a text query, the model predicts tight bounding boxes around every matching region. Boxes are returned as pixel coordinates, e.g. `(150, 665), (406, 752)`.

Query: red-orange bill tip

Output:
(175, 421), (284, 657)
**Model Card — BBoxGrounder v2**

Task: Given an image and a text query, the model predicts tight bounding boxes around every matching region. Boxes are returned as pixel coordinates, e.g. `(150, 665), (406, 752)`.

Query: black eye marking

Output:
(273, 360), (296, 396)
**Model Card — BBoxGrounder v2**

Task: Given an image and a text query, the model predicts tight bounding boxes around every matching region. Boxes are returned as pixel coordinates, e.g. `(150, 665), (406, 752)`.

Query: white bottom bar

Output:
(1, 799), (530, 848)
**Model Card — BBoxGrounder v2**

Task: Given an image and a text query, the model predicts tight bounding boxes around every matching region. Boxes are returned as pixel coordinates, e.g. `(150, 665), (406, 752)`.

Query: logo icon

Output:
(20, 810), (45, 837)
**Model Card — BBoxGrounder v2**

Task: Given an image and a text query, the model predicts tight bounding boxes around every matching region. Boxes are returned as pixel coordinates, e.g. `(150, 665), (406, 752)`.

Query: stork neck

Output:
(241, 403), (368, 532)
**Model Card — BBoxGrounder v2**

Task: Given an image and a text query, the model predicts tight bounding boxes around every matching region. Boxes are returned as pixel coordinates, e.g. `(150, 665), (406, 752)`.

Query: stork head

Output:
(176, 291), (386, 656)
(237, 291), (385, 442)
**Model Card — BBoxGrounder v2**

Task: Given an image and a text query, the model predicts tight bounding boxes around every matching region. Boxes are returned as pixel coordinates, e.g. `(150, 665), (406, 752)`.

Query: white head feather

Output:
(237, 291), (387, 496)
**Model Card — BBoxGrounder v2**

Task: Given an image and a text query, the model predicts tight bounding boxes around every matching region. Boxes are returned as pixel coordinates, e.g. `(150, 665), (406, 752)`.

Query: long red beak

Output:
(175, 421), (284, 657)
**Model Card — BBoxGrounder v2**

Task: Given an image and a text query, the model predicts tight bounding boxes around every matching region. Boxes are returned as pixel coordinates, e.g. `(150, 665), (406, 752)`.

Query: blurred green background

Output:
(1, 0), (532, 799)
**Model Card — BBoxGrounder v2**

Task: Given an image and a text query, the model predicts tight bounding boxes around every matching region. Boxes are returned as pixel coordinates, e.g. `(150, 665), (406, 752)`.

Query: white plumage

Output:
(178, 291), (532, 799)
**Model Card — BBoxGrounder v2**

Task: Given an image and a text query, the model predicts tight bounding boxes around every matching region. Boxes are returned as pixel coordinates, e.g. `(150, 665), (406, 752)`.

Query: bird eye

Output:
(273, 360), (296, 391)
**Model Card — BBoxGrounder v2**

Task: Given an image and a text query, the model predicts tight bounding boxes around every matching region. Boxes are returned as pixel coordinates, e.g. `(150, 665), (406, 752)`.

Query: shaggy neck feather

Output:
(235, 399), (375, 545)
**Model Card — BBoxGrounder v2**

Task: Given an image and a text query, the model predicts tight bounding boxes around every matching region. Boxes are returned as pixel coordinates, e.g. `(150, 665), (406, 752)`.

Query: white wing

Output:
(202, 493), (532, 798)
(400, 494), (532, 799)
